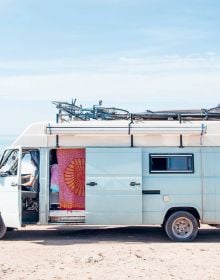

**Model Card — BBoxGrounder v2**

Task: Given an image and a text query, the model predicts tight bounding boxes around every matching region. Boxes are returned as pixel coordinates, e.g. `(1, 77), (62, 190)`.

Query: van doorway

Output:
(21, 149), (40, 224)
(49, 149), (85, 223)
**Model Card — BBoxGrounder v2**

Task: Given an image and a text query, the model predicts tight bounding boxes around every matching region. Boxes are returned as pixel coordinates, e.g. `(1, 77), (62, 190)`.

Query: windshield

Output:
(0, 149), (19, 176)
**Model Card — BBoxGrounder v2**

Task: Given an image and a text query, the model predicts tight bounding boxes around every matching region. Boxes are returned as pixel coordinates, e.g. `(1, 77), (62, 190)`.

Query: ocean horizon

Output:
(0, 135), (17, 154)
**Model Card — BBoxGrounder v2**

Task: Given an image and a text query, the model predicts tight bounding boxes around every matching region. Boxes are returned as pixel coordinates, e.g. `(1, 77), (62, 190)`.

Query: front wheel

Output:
(0, 216), (7, 239)
(165, 211), (198, 242)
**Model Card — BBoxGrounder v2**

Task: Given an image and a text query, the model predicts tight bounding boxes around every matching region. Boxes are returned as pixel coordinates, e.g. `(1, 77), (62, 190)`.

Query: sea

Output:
(0, 135), (16, 156)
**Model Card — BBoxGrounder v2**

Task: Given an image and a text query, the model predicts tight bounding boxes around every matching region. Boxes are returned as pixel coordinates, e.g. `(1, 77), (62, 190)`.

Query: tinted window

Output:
(150, 154), (194, 173)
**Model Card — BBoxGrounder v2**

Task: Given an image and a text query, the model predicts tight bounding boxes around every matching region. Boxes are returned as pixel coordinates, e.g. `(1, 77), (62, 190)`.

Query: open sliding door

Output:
(0, 148), (22, 228)
(86, 148), (142, 225)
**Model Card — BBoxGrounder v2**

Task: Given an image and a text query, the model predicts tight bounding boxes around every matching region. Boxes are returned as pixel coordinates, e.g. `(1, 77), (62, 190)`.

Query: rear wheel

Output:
(0, 216), (7, 239)
(165, 211), (198, 242)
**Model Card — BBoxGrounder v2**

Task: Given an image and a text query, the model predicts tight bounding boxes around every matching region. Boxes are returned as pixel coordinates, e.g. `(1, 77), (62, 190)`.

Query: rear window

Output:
(149, 154), (194, 173)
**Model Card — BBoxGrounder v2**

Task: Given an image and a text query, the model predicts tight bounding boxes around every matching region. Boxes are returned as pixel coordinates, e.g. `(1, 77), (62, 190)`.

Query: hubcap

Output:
(172, 217), (193, 239)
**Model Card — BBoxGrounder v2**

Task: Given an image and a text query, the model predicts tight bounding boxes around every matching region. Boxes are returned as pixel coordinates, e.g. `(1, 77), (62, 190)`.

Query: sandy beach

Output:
(0, 225), (220, 280)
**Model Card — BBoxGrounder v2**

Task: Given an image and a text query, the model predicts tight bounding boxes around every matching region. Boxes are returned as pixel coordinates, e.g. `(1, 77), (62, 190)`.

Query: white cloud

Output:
(0, 54), (220, 134)
(1, 53), (220, 75)
(0, 71), (219, 110)
(0, 53), (219, 111)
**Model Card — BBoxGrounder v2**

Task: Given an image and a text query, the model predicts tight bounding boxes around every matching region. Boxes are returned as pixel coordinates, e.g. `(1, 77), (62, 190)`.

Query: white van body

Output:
(0, 119), (219, 241)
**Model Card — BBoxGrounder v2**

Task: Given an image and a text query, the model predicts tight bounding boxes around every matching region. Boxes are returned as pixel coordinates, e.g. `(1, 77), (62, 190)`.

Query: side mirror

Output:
(0, 172), (8, 177)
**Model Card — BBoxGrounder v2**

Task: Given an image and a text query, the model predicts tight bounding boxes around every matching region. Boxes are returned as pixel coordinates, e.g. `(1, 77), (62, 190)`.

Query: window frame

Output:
(149, 153), (194, 174)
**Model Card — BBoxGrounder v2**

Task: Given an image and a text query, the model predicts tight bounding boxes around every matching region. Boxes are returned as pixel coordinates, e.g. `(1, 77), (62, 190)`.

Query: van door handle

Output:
(11, 182), (18, 187)
(87, 182), (97, 186)
(130, 182), (141, 186)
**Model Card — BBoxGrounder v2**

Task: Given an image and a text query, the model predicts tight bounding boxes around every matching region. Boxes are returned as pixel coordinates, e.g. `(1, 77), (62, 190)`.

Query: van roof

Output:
(11, 119), (220, 148)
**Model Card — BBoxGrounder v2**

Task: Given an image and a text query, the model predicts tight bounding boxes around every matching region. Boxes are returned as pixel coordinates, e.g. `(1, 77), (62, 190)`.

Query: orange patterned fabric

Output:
(57, 149), (85, 210)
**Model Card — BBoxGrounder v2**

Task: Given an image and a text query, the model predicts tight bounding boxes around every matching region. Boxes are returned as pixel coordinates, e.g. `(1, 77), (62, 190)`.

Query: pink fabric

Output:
(51, 164), (59, 184)
(57, 149), (85, 210)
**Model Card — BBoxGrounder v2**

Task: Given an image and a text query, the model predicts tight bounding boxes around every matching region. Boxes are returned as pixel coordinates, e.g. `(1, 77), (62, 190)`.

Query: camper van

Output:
(0, 108), (220, 242)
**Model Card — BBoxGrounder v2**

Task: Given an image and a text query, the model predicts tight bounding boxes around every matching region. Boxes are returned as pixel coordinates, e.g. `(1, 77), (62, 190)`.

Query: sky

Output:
(0, 0), (220, 136)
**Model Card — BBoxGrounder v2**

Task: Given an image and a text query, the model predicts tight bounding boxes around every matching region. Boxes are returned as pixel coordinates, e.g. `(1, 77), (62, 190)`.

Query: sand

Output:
(0, 225), (220, 280)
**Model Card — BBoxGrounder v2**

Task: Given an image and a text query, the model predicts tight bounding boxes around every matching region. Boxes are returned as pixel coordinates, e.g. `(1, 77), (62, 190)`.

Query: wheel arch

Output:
(0, 212), (7, 239)
(163, 207), (201, 226)
(0, 212), (4, 224)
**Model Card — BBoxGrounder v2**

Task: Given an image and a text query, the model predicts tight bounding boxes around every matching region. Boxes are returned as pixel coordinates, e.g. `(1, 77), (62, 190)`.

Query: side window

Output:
(21, 153), (32, 174)
(0, 149), (19, 176)
(21, 150), (39, 176)
(149, 154), (194, 173)
(21, 150), (40, 191)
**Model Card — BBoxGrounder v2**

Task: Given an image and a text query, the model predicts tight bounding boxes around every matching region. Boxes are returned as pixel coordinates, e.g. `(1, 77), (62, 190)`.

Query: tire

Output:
(0, 215), (7, 240)
(164, 211), (198, 242)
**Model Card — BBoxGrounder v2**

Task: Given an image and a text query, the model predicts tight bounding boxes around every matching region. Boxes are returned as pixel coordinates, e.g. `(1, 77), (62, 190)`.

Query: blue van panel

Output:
(142, 147), (203, 224)
(84, 146), (220, 225)
(86, 148), (142, 225)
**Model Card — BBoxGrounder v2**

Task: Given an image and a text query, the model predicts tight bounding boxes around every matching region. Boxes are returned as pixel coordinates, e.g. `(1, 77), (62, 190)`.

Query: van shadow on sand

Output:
(2, 226), (220, 245)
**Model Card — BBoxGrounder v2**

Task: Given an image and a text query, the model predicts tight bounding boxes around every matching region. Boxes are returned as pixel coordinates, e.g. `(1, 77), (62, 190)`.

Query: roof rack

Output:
(52, 100), (220, 122)
(132, 105), (220, 121)
(52, 99), (130, 121)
